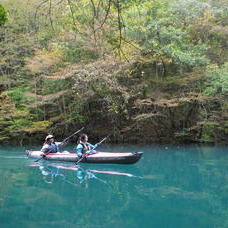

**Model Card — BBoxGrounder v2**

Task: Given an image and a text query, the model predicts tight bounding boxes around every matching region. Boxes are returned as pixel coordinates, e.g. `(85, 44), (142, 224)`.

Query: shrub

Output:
(204, 63), (228, 96)
(0, 4), (7, 26)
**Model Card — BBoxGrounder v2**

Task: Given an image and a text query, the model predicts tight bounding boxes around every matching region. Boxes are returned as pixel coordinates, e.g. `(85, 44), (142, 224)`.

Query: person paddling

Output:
(41, 134), (66, 154)
(76, 134), (97, 158)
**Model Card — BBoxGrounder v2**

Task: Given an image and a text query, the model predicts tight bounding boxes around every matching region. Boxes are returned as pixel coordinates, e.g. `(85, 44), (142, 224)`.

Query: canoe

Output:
(25, 150), (143, 164)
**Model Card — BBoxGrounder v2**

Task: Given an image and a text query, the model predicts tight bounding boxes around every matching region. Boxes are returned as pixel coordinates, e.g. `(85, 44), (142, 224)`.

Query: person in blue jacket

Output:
(76, 134), (98, 157)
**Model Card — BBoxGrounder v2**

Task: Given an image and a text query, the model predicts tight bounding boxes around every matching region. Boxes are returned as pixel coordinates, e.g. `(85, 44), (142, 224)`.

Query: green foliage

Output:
(37, 78), (73, 96)
(7, 87), (35, 107)
(21, 120), (51, 133)
(0, 4), (7, 26)
(67, 100), (87, 124)
(204, 63), (228, 96)
(4, 118), (51, 135)
(60, 42), (99, 63)
(200, 121), (216, 142)
(6, 118), (31, 132)
(125, 0), (210, 72)
(0, 0), (227, 145)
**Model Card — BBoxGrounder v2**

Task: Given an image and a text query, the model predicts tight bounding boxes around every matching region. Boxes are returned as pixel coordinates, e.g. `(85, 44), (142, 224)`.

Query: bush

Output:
(7, 87), (35, 107)
(60, 42), (99, 63)
(0, 4), (7, 26)
(204, 63), (228, 96)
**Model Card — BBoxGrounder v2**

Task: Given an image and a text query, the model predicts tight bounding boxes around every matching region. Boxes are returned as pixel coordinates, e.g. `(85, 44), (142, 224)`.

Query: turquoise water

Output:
(0, 145), (227, 228)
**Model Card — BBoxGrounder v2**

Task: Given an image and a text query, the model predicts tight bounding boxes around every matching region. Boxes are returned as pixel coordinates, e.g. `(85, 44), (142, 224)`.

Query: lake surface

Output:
(0, 145), (227, 228)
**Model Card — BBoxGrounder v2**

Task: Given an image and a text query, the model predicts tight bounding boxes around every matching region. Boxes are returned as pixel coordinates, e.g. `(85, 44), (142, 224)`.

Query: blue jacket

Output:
(76, 142), (97, 157)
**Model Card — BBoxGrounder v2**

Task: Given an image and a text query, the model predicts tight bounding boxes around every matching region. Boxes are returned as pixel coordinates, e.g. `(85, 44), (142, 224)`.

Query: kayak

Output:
(26, 151), (143, 164)
(25, 150), (143, 164)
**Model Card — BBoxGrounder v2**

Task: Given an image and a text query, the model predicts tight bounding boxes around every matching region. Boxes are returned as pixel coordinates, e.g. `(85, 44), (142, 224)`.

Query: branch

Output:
(120, 48), (130, 63)
(56, 0), (65, 5)
(96, 0), (102, 18)
(48, 0), (55, 31)
(34, 0), (49, 30)
(94, 0), (111, 32)
(115, 0), (122, 51)
(90, 0), (97, 17)
(90, 0), (97, 43)
(67, 0), (79, 33)
(121, 37), (142, 51)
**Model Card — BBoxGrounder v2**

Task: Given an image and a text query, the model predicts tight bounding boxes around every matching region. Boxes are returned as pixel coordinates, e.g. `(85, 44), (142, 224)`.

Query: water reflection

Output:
(1, 146), (228, 228)
(27, 161), (137, 186)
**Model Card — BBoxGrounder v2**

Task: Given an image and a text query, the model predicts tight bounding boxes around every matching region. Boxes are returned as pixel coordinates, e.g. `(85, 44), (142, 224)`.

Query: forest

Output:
(0, 0), (227, 145)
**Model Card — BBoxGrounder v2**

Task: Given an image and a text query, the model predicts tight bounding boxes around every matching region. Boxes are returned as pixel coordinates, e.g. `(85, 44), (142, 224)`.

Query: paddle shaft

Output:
(62, 127), (84, 144)
(96, 135), (110, 145)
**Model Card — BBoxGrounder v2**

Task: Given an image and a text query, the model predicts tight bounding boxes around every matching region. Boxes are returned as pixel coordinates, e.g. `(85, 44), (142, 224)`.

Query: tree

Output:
(124, 0), (210, 75)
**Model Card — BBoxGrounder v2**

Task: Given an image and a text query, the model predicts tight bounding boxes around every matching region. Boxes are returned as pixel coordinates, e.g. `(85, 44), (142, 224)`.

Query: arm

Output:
(41, 144), (51, 154)
(88, 143), (96, 150)
(76, 144), (84, 156)
(89, 142), (101, 150)
(56, 141), (68, 148)
(87, 143), (97, 154)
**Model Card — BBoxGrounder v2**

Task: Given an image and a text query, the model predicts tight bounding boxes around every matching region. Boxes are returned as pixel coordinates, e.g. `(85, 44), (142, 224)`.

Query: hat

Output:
(45, 134), (54, 140)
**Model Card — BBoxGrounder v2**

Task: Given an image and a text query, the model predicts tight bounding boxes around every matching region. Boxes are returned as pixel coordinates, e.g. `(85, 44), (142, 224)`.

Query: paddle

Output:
(60, 127), (85, 145)
(35, 127), (84, 162)
(76, 134), (111, 165)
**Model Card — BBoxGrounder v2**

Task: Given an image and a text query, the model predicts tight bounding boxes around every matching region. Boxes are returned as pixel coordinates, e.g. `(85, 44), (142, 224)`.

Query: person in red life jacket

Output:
(76, 134), (98, 157)
(41, 135), (67, 154)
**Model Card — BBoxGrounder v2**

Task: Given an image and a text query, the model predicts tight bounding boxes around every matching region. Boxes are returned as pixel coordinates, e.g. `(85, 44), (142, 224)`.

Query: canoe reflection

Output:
(27, 162), (136, 185)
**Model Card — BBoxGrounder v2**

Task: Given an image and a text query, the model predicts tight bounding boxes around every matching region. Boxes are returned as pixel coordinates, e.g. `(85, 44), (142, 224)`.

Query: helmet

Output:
(45, 134), (54, 141)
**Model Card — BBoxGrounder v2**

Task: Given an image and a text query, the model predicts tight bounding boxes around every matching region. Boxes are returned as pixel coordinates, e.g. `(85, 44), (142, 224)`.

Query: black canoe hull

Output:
(26, 151), (143, 164)
(78, 152), (143, 164)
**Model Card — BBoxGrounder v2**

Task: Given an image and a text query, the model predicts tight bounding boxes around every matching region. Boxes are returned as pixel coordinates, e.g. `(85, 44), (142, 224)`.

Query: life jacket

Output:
(79, 142), (90, 154)
(50, 143), (58, 153)
(41, 142), (58, 153)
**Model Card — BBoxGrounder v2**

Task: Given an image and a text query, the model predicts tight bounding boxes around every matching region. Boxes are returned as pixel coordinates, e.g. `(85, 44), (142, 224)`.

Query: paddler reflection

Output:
(28, 162), (137, 185)
(33, 162), (106, 185)
(39, 164), (63, 184)
(75, 166), (107, 184)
